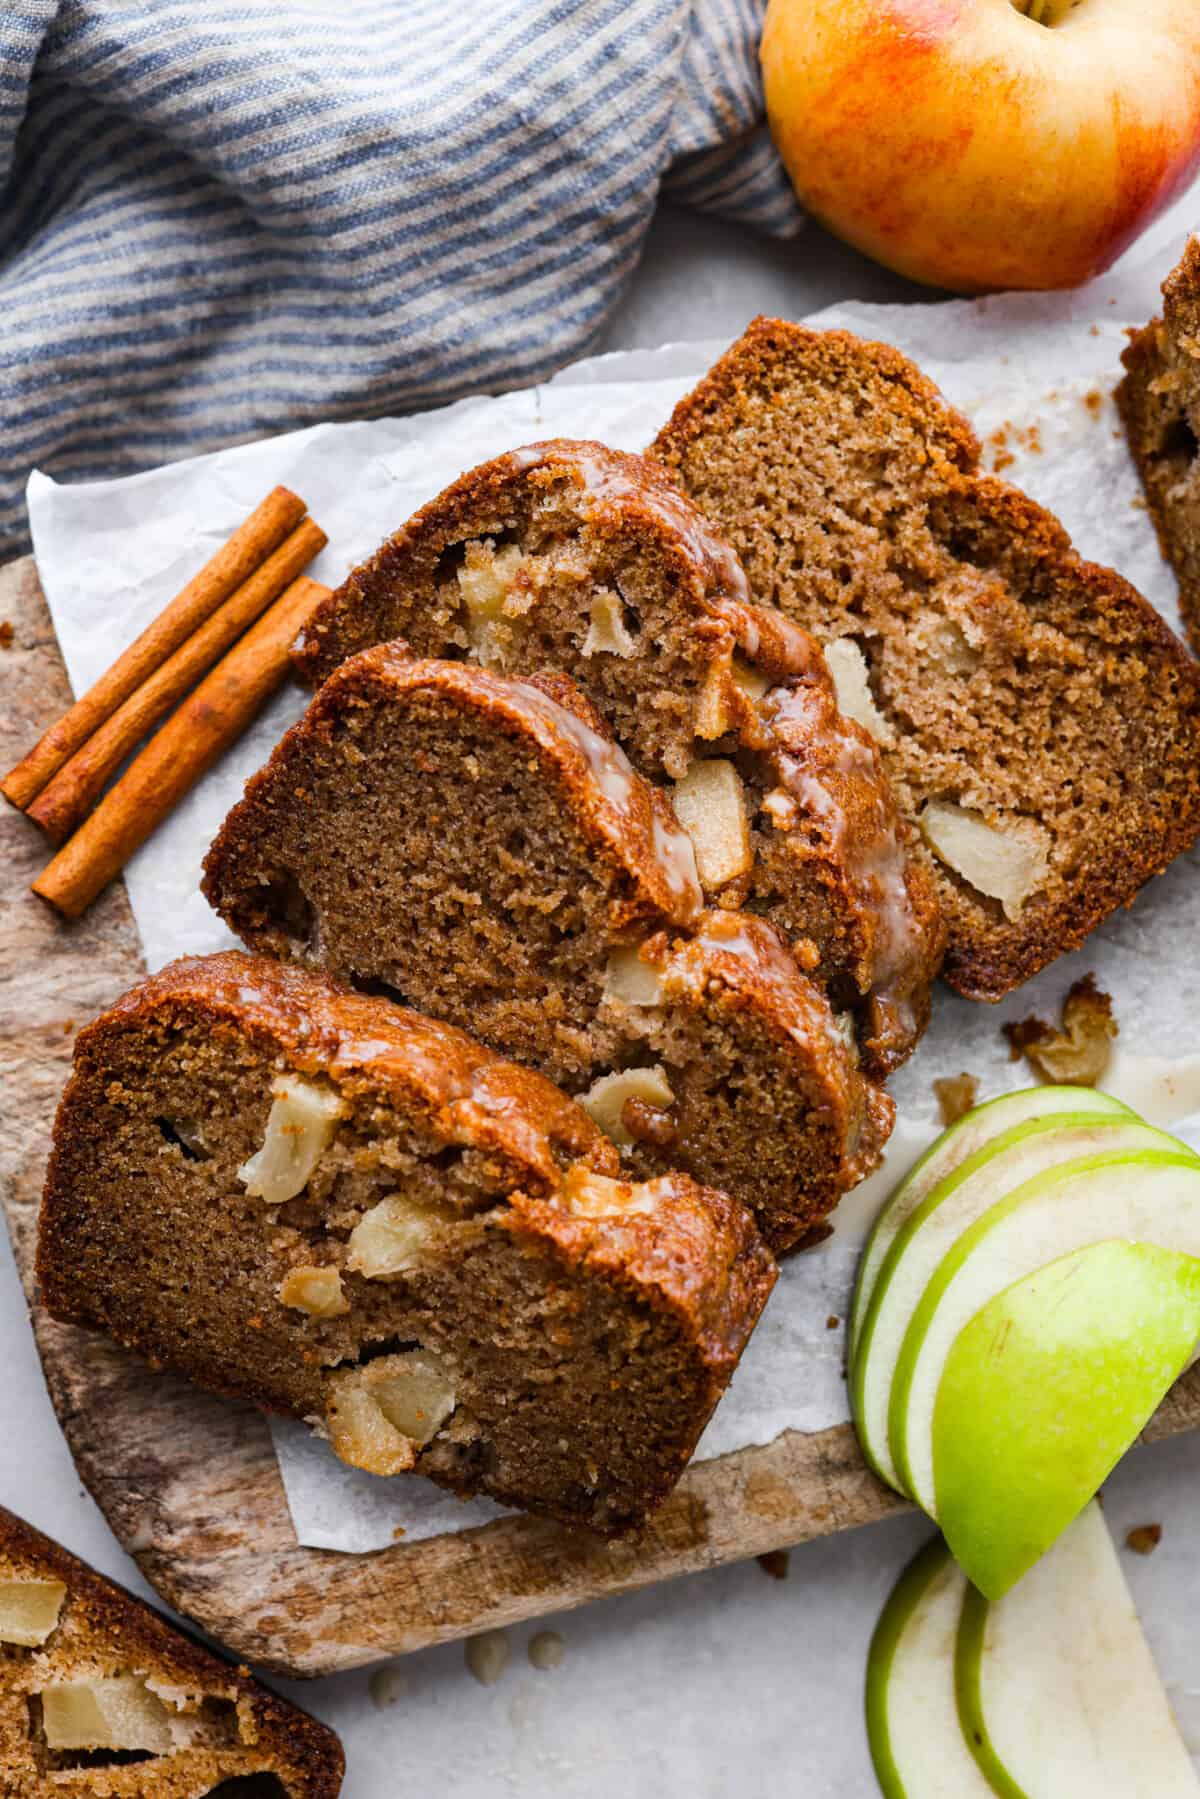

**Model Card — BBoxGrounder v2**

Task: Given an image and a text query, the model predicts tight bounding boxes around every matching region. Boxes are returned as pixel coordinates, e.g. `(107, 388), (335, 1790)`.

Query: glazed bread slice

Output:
(203, 651), (892, 1251)
(38, 954), (775, 1536)
(291, 439), (943, 1075)
(1118, 237), (1200, 651)
(0, 1504), (342, 1797)
(650, 317), (1200, 1001)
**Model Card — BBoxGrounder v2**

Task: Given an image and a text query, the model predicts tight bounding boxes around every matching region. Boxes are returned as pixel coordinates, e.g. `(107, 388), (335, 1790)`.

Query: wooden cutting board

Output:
(4, 552), (1200, 1680)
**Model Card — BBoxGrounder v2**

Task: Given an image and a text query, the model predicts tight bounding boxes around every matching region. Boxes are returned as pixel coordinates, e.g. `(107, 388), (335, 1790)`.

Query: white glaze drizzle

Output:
(683, 910), (851, 1062)
(763, 682), (924, 1046)
(499, 442), (927, 1047)
(503, 672), (702, 915)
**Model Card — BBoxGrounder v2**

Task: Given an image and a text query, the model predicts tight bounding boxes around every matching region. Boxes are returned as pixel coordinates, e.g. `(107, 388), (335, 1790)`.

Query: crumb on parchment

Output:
(1003, 974), (1117, 1086)
(933, 1073), (978, 1126)
(984, 421), (1043, 473)
(1126, 1523), (1163, 1556)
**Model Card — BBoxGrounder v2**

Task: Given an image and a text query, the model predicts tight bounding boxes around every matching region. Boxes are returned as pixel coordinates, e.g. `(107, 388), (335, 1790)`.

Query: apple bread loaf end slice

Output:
(38, 953), (775, 1536)
(0, 1504), (344, 1795)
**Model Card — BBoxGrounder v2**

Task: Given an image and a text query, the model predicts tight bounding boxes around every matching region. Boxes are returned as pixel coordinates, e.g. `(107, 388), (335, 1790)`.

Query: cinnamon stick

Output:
(2, 485), (306, 811)
(32, 576), (332, 920)
(27, 517), (327, 843)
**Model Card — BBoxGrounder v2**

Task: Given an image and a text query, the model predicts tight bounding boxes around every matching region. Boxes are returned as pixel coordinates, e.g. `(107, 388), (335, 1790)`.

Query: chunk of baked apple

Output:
(672, 759), (752, 888)
(238, 1075), (343, 1205)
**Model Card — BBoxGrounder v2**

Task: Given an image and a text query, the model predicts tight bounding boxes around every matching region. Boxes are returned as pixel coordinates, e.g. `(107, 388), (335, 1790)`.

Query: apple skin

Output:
(891, 1145), (1200, 1515)
(955, 1501), (1200, 1796)
(865, 1537), (993, 1799)
(849, 1085), (1128, 1369)
(933, 1238), (1200, 1599)
(761, 0), (1200, 292)
(850, 1108), (1149, 1496)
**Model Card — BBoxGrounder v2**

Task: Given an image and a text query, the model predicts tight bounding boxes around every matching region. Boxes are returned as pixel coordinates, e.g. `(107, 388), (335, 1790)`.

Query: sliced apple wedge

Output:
(890, 1146), (1200, 1546)
(848, 1085), (1129, 1365)
(851, 1109), (1160, 1492)
(935, 1239), (1200, 1598)
(956, 1501), (1200, 1797)
(865, 1538), (994, 1799)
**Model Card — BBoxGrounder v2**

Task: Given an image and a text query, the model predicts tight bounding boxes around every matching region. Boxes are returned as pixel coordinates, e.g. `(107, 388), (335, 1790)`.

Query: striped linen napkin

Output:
(0, 0), (801, 556)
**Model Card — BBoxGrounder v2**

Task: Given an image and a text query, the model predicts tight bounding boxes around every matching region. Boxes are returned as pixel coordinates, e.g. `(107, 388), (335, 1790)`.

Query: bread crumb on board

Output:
(933, 1073), (978, 1126)
(465, 1629), (511, 1685)
(1003, 974), (1117, 1086)
(1126, 1523), (1163, 1556)
(756, 1550), (791, 1581)
(369, 1664), (408, 1708)
(528, 1630), (565, 1670)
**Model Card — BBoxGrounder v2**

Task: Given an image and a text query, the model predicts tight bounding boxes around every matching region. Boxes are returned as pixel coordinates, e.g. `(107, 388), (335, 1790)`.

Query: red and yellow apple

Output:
(761, 0), (1200, 292)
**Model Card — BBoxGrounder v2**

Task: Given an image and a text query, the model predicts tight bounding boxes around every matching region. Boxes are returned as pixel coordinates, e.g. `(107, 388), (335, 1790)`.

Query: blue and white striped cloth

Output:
(0, 0), (801, 556)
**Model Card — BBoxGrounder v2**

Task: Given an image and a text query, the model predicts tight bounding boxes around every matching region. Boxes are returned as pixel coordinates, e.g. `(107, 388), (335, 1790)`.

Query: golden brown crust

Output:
(651, 316), (1200, 1003)
(206, 646), (703, 936)
(659, 910), (895, 1197)
(287, 437), (942, 1070)
(37, 955), (773, 1535)
(1117, 235), (1200, 651)
(486, 1174), (775, 1510)
(36, 951), (616, 1427)
(653, 317), (983, 481)
(55, 949), (617, 1195)
(292, 439), (791, 687)
(0, 1505), (343, 1796)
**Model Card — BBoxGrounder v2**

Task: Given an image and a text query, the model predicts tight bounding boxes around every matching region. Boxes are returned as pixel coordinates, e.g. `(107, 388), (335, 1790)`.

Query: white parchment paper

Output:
(24, 233), (1200, 1552)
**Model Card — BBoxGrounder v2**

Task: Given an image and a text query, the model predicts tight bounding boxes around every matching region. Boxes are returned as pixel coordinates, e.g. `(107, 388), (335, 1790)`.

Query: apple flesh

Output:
(848, 1086), (1127, 1366)
(868, 1506), (1197, 1799)
(892, 1147), (1200, 1521)
(865, 1538), (993, 1799)
(956, 1500), (1199, 1795)
(851, 1109), (1156, 1493)
(934, 1239), (1200, 1598)
(761, 0), (1200, 292)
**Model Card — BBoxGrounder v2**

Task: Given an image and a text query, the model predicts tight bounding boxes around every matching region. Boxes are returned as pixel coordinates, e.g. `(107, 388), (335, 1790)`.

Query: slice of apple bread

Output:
(0, 1504), (343, 1797)
(650, 317), (1200, 1001)
(38, 954), (775, 1535)
(289, 440), (943, 1076)
(202, 651), (892, 1251)
(1118, 235), (1200, 651)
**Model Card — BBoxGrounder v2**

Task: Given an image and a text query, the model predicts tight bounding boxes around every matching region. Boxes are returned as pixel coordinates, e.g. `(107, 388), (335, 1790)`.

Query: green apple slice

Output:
(891, 1145), (1200, 1535)
(848, 1086), (1129, 1366)
(956, 1500), (1200, 1796)
(852, 1111), (1160, 1493)
(934, 1239), (1200, 1598)
(865, 1537), (993, 1799)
